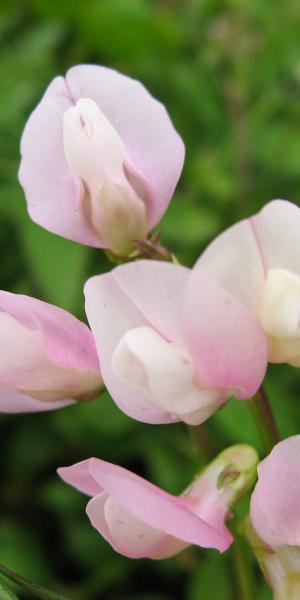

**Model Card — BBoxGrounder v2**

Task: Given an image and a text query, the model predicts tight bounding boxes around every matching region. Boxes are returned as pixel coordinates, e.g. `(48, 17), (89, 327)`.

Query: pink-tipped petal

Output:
(250, 436), (300, 548)
(183, 269), (268, 399)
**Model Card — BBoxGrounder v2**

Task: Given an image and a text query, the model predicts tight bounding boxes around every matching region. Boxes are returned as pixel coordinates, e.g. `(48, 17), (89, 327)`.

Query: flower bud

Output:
(58, 444), (257, 559)
(19, 65), (185, 256)
(0, 291), (102, 413)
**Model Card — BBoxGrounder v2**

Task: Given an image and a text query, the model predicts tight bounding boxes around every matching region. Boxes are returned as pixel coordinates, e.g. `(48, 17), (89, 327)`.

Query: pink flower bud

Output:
(196, 200), (300, 367)
(19, 65), (184, 257)
(84, 260), (267, 424)
(58, 444), (258, 559)
(0, 291), (102, 412)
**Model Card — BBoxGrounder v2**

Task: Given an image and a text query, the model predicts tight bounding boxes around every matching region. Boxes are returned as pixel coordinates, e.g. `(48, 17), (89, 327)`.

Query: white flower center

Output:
(112, 325), (226, 424)
(259, 269), (300, 366)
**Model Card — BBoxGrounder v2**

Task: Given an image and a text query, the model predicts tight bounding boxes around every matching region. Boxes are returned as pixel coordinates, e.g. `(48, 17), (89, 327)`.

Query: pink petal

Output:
(84, 261), (189, 424)
(58, 459), (104, 496)
(250, 436), (300, 548)
(0, 292), (102, 411)
(195, 217), (264, 309)
(19, 77), (101, 247)
(88, 494), (187, 559)
(58, 458), (232, 553)
(196, 200), (300, 310)
(65, 65), (185, 227)
(0, 389), (73, 413)
(183, 269), (268, 398)
(110, 260), (189, 341)
(0, 291), (100, 376)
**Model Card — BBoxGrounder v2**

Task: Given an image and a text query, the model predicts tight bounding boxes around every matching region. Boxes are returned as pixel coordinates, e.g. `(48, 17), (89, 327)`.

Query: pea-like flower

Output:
(196, 200), (300, 367)
(0, 291), (102, 413)
(58, 444), (258, 559)
(19, 65), (185, 258)
(249, 436), (300, 600)
(84, 260), (267, 425)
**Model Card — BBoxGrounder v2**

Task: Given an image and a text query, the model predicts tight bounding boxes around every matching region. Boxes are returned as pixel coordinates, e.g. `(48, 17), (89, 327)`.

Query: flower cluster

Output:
(1, 63), (300, 596)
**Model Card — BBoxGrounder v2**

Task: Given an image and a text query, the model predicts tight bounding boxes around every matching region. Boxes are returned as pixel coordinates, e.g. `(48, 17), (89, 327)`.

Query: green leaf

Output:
(0, 579), (20, 600)
(20, 217), (91, 315)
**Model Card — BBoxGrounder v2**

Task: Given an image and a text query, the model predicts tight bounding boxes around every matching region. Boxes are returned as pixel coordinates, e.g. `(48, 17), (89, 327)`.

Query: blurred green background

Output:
(0, 0), (300, 598)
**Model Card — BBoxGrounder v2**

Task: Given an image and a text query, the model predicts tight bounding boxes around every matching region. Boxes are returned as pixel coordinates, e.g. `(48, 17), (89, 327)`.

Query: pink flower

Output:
(19, 65), (185, 257)
(84, 260), (267, 425)
(58, 444), (258, 559)
(0, 291), (102, 413)
(249, 436), (300, 599)
(196, 200), (300, 367)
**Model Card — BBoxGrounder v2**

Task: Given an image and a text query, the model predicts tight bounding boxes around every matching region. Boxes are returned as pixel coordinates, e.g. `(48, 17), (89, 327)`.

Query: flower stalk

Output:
(0, 563), (70, 600)
(249, 385), (280, 454)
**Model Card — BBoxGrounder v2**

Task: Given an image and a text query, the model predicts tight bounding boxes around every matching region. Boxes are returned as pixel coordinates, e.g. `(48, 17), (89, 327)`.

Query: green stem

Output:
(187, 424), (215, 464)
(230, 532), (255, 600)
(249, 385), (280, 454)
(0, 563), (70, 600)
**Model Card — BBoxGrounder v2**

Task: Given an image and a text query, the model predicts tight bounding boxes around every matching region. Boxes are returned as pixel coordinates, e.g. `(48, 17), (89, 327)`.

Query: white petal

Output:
(112, 326), (223, 417)
(63, 98), (126, 186)
(259, 269), (300, 365)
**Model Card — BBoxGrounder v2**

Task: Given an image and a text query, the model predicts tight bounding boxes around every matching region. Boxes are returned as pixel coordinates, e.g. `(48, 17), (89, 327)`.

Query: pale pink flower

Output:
(19, 65), (185, 257)
(84, 260), (267, 425)
(249, 436), (300, 599)
(58, 444), (258, 559)
(0, 291), (102, 413)
(196, 200), (300, 367)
